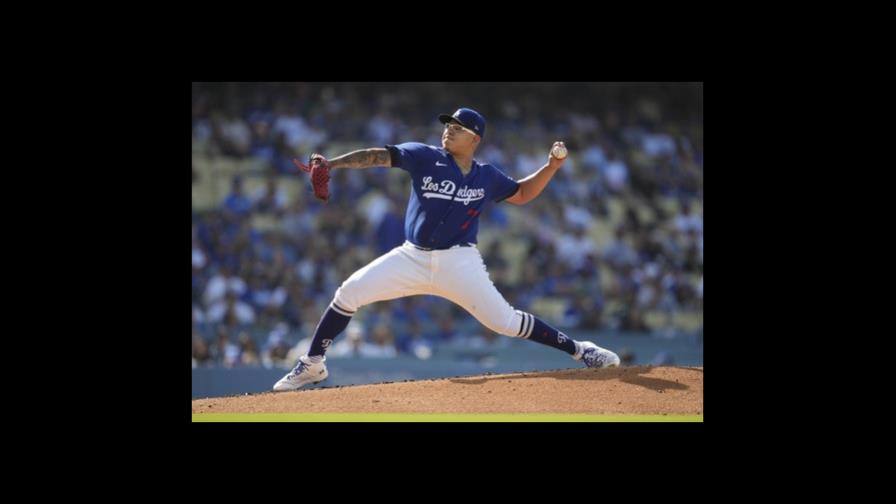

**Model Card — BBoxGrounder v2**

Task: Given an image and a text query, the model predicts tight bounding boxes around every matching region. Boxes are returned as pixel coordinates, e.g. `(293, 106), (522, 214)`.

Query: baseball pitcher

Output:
(274, 107), (619, 391)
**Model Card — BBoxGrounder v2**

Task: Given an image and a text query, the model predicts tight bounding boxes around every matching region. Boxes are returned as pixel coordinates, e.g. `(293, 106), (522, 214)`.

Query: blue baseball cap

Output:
(438, 107), (486, 138)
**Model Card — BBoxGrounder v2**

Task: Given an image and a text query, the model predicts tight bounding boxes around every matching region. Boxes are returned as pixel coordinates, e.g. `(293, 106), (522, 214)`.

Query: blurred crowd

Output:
(191, 82), (703, 369)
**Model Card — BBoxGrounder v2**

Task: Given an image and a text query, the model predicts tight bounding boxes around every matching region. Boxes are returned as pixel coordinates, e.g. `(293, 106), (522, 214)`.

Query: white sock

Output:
(306, 355), (324, 363)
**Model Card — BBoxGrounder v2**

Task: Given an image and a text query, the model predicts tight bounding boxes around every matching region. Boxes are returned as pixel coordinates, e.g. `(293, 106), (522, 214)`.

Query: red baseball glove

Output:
(293, 154), (331, 202)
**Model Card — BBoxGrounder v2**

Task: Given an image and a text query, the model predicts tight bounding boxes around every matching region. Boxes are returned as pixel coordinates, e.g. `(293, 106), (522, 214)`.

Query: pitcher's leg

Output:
(433, 248), (614, 362)
(332, 244), (429, 314)
(275, 246), (432, 391)
(310, 245), (429, 356)
(430, 248), (521, 337)
(438, 274), (578, 355)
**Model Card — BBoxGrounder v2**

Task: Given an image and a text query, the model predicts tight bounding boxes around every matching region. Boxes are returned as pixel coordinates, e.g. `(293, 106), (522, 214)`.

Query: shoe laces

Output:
(583, 348), (601, 366)
(290, 361), (308, 376)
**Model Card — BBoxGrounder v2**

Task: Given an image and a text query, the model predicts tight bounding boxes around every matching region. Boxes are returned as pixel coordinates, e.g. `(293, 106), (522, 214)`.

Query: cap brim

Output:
(438, 114), (479, 135)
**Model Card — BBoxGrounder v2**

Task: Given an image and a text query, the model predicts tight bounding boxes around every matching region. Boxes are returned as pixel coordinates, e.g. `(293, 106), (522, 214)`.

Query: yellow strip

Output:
(192, 413), (702, 422)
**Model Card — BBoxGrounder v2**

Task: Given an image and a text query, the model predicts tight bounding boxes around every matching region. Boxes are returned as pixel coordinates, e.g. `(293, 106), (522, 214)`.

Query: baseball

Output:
(551, 143), (568, 160)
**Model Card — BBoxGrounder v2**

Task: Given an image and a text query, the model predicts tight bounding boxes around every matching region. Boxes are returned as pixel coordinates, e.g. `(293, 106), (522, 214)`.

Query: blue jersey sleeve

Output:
(492, 165), (520, 202)
(385, 142), (432, 174)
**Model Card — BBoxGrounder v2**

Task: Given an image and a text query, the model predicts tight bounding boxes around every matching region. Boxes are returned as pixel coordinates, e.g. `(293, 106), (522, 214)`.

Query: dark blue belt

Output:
(407, 241), (474, 251)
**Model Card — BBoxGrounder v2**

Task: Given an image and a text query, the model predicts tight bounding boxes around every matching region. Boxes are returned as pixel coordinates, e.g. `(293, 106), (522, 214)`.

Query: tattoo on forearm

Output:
(329, 148), (391, 169)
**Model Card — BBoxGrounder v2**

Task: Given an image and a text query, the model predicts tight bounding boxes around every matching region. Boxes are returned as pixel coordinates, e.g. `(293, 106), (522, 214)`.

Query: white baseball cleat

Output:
(273, 355), (329, 391)
(573, 341), (621, 368)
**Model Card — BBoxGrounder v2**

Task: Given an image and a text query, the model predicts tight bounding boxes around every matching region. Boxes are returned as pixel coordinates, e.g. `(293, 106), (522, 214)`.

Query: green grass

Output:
(192, 413), (702, 422)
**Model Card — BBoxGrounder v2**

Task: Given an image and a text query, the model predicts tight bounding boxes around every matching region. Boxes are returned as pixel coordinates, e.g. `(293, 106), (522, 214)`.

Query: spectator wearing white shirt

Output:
(556, 225), (596, 271)
(272, 103), (311, 150)
(220, 112), (251, 157)
(602, 151), (629, 194)
(262, 323), (293, 369)
(206, 291), (255, 327)
(203, 265), (247, 307)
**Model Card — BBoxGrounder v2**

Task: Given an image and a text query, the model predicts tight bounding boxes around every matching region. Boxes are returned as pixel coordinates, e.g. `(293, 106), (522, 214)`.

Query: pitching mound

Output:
(192, 366), (702, 417)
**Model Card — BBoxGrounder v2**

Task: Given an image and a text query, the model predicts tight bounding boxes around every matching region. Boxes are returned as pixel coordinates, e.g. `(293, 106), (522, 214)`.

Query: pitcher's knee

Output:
(503, 310), (535, 339)
(332, 281), (361, 315)
(477, 307), (524, 337)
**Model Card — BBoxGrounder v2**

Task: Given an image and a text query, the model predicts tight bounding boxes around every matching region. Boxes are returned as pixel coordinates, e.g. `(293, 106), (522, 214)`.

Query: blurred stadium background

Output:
(191, 82), (703, 398)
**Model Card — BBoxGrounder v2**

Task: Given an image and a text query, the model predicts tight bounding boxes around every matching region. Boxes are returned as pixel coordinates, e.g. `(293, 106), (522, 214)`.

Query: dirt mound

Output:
(192, 366), (702, 415)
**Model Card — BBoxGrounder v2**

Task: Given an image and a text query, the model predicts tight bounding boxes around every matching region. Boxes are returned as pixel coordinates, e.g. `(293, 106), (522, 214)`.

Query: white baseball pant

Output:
(329, 241), (534, 338)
